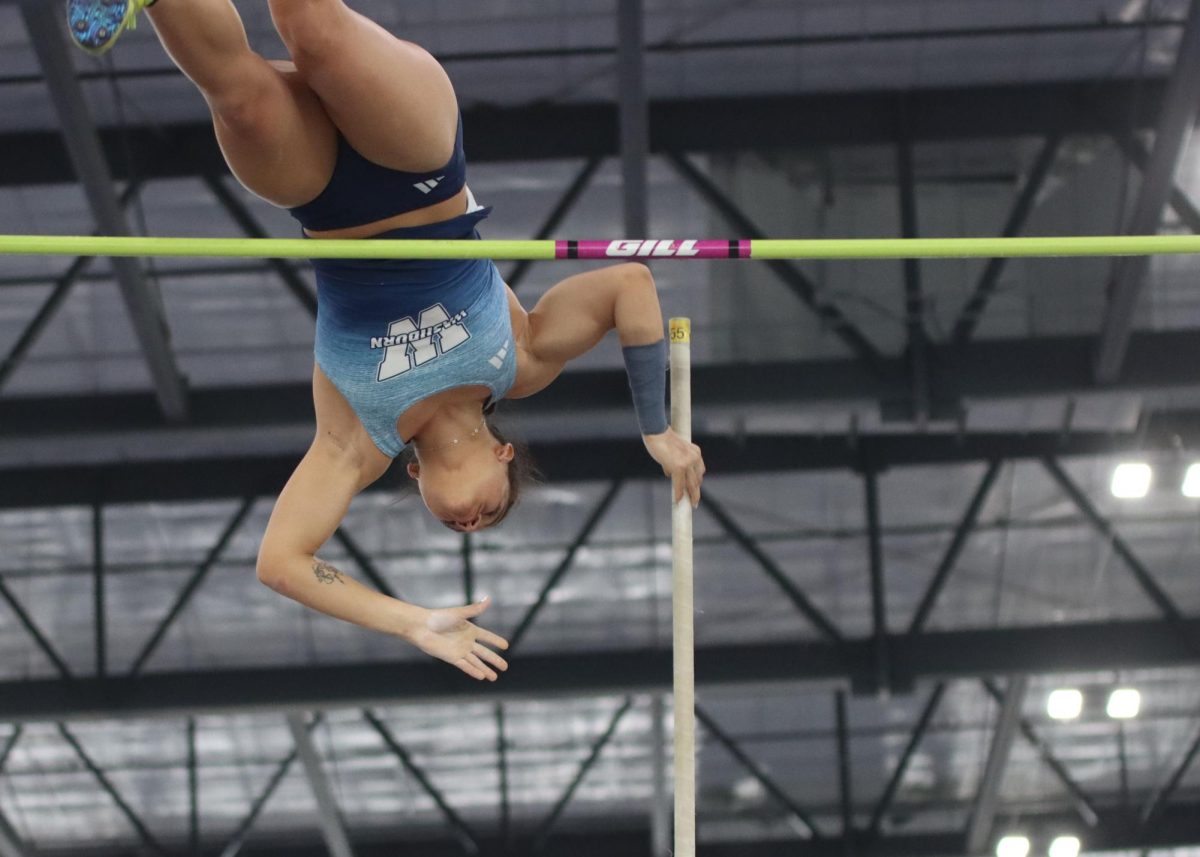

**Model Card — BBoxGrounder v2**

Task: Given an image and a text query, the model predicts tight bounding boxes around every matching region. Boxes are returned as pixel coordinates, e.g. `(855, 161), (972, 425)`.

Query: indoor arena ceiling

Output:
(3, 1), (1200, 856)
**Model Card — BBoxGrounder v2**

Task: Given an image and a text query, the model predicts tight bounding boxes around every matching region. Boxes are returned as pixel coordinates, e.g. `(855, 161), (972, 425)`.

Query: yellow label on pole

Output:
(669, 318), (691, 343)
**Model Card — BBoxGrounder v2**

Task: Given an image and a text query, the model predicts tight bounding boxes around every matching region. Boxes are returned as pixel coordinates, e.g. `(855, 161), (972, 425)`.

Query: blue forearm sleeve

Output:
(623, 339), (669, 435)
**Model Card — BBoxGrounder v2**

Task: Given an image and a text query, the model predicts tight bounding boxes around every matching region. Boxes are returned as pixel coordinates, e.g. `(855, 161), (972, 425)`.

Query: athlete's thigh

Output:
(280, 5), (459, 173)
(210, 61), (337, 209)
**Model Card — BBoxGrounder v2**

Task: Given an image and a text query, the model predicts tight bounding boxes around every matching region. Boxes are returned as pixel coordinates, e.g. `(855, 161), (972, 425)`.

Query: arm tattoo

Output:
(312, 559), (346, 585)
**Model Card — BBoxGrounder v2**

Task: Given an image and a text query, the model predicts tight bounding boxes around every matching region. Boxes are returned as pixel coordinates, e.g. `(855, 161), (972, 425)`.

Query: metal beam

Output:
(1095, 0), (1200, 382)
(965, 676), (1028, 854)
(0, 181), (143, 395)
(187, 718), (199, 857)
(702, 494), (844, 642)
(286, 713), (356, 857)
(0, 80), (1173, 187)
(864, 472), (889, 692)
(0, 811), (29, 857)
(533, 697), (634, 854)
(496, 703), (511, 854)
(617, 0), (649, 239)
(363, 709), (481, 856)
(508, 479), (623, 651)
(506, 158), (604, 291)
(896, 131), (929, 425)
(980, 680), (1101, 827)
(218, 715), (322, 857)
(333, 528), (399, 599)
(202, 173), (317, 318)
(0, 573), (73, 678)
(867, 683), (947, 838)
(19, 0), (189, 421)
(667, 151), (885, 372)
(0, 728), (20, 773)
(4, 617), (1195, 722)
(1141, 722), (1200, 827)
(836, 691), (855, 856)
(13, 331), (1200, 447)
(952, 135), (1062, 344)
(128, 496), (257, 676)
(907, 461), (1003, 634)
(93, 501), (105, 678)
(1042, 458), (1187, 624)
(57, 722), (167, 856)
(695, 704), (821, 838)
(1108, 128), (1200, 234)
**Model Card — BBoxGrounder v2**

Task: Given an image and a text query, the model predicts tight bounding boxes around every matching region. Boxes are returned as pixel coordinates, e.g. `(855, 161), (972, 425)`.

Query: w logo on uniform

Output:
(414, 176), (447, 194)
(374, 304), (471, 382)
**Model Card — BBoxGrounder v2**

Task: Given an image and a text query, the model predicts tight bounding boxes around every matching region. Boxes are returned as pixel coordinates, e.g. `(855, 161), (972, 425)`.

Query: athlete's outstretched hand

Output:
(409, 596), (510, 681)
(643, 428), (706, 507)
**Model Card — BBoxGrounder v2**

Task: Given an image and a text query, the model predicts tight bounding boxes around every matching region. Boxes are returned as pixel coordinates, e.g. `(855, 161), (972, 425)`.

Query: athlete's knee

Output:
(268, 0), (347, 67)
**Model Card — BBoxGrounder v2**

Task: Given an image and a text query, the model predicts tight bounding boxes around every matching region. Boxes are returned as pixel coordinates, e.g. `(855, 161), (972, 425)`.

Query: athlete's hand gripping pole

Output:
(669, 318), (696, 857)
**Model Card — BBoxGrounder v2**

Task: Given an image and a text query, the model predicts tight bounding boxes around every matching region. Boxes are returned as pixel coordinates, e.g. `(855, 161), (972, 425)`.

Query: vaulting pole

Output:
(670, 317), (696, 857)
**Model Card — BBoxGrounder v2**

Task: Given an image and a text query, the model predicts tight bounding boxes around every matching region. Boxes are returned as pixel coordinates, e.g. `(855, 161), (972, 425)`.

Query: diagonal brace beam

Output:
(508, 479), (624, 651)
(1095, 0), (1200, 382)
(129, 496), (256, 675)
(286, 714), (355, 857)
(702, 494), (844, 642)
(696, 703), (822, 838)
(1140, 721), (1200, 827)
(334, 528), (399, 599)
(20, 0), (189, 421)
(666, 151), (885, 375)
(0, 574), (73, 678)
(507, 157), (604, 291)
(0, 809), (29, 857)
(952, 135), (1062, 345)
(364, 709), (481, 855)
(966, 675), (1027, 854)
(867, 682), (947, 838)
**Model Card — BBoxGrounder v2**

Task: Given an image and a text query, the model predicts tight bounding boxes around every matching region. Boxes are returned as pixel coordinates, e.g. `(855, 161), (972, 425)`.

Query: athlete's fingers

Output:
(456, 657), (487, 681)
(476, 628), (509, 650)
(474, 644), (508, 671)
(458, 596), (490, 618)
(466, 652), (497, 681)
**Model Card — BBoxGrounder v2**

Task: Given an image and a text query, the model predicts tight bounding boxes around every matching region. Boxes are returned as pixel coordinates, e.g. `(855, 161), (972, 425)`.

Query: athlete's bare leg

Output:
(145, 0), (336, 207)
(267, 0), (459, 173)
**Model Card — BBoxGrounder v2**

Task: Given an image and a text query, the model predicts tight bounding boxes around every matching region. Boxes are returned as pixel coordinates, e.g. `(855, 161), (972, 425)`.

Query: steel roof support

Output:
(363, 710), (481, 856)
(496, 703), (511, 855)
(0, 811), (28, 857)
(462, 534), (474, 603)
(695, 704), (822, 838)
(187, 718), (200, 857)
(19, 0), (189, 422)
(965, 676), (1027, 854)
(666, 151), (885, 373)
(1095, 0), (1200, 382)
(506, 157), (604, 291)
(2, 617), (1200, 721)
(128, 496), (257, 676)
(0, 574), (73, 679)
(866, 683), (947, 838)
(202, 173), (317, 318)
(333, 528), (399, 599)
(980, 680), (1100, 826)
(0, 180), (143, 395)
(907, 461), (1003, 634)
(952, 135), (1062, 344)
(0, 729), (20, 773)
(508, 479), (624, 651)
(701, 494), (844, 642)
(1140, 722), (1200, 828)
(286, 714), (356, 857)
(532, 697), (635, 854)
(864, 472), (890, 692)
(896, 131), (930, 426)
(57, 722), (167, 855)
(218, 715), (321, 857)
(92, 501), (106, 678)
(1041, 458), (1187, 624)
(1109, 129), (1200, 233)
(618, 0), (649, 239)
(835, 691), (855, 854)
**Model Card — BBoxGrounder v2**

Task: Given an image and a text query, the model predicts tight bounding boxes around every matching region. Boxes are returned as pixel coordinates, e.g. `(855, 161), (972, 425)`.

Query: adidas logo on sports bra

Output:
(414, 176), (447, 194)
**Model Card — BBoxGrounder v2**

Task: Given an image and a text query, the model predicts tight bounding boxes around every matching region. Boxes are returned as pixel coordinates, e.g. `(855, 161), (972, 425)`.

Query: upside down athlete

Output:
(68, 0), (705, 680)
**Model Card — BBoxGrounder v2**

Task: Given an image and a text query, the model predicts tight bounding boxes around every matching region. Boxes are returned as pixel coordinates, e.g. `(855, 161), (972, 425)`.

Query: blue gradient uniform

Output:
(290, 125), (517, 458)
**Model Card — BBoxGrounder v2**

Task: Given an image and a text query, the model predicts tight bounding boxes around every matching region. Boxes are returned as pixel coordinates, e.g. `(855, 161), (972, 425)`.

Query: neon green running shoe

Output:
(66, 0), (157, 56)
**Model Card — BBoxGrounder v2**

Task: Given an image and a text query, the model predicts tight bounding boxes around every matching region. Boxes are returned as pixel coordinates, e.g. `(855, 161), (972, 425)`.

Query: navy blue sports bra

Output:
(288, 119), (467, 232)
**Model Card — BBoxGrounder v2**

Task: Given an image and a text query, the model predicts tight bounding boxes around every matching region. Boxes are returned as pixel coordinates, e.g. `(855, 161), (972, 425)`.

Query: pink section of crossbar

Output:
(554, 239), (752, 260)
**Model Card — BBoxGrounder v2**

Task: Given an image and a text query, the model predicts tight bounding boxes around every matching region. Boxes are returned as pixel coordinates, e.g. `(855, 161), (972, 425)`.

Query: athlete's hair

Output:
(487, 421), (540, 527)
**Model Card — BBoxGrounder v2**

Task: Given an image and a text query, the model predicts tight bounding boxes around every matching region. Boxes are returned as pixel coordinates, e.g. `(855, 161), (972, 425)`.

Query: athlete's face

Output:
(407, 442), (515, 532)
